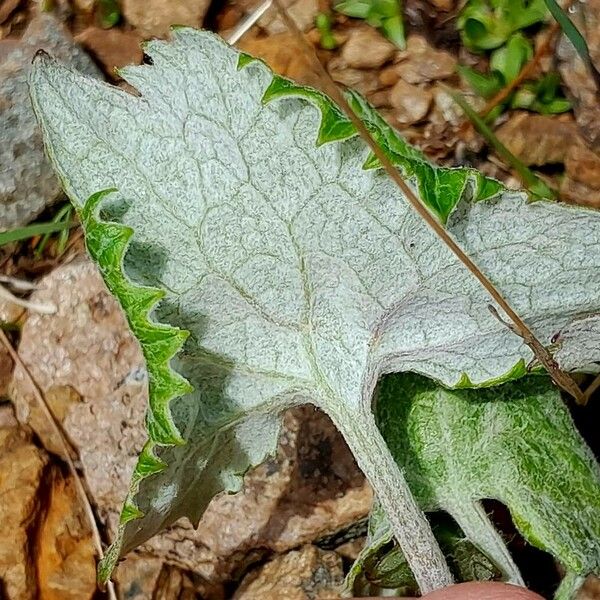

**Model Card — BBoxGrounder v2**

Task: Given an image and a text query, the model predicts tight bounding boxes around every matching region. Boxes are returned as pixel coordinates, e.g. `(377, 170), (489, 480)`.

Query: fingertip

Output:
(422, 582), (545, 600)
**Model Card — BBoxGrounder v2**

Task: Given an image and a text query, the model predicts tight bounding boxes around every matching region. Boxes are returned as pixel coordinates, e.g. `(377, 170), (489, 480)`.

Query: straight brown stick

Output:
(269, 0), (585, 405)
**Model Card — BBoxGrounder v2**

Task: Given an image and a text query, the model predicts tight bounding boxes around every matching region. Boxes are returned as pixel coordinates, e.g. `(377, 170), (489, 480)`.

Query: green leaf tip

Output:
(453, 358), (529, 389)
(237, 52), (258, 70)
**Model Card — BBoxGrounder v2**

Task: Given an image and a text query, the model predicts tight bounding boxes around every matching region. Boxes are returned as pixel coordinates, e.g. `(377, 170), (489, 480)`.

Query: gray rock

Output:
(0, 13), (101, 231)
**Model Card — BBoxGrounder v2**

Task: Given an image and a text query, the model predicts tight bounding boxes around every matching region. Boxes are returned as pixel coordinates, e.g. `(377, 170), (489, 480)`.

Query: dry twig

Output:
(480, 22), (561, 116)
(583, 373), (600, 404)
(267, 0), (585, 405)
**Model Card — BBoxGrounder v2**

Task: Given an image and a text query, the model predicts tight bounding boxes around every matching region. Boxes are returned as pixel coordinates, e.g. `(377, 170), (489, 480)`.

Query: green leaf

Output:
(29, 29), (600, 583)
(334, 0), (372, 18)
(457, 65), (503, 99)
(490, 33), (533, 84)
(380, 14), (405, 49)
(458, 34), (533, 106)
(0, 219), (75, 246)
(458, 0), (547, 51)
(334, 0), (405, 48)
(512, 0), (548, 29)
(349, 374), (600, 593)
(460, 11), (512, 50)
(532, 97), (572, 114)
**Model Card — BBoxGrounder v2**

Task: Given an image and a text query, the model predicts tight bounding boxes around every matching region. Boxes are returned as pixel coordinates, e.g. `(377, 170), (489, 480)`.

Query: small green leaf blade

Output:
(0, 220), (75, 246)
(543, 0), (600, 87)
(457, 65), (503, 99)
(489, 33), (533, 84)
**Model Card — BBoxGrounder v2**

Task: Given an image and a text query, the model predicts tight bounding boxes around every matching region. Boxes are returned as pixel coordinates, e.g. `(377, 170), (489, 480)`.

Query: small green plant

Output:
(315, 12), (338, 50)
(458, 0), (547, 51)
(458, 33), (571, 116)
(511, 72), (572, 113)
(334, 0), (405, 48)
(29, 29), (600, 597)
(96, 0), (120, 28)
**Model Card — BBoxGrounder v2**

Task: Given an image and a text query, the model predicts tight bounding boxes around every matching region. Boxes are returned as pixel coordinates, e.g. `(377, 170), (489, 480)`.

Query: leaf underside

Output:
(348, 374), (600, 594)
(28, 29), (600, 578)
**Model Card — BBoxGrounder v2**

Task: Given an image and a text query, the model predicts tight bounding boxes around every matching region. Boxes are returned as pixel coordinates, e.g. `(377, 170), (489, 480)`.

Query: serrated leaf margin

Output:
(245, 62), (506, 224)
(33, 39), (585, 582)
(76, 189), (193, 580)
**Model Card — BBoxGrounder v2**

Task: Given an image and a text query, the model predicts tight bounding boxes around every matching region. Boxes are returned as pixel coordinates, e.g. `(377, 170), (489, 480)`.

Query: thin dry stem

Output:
(583, 373), (600, 404)
(480, 23), (560, 116)
(226, 0), (273, 44)
(0, 330), (118, 600)
(0, 282), (56, 314)
(268, 0), (584, 404)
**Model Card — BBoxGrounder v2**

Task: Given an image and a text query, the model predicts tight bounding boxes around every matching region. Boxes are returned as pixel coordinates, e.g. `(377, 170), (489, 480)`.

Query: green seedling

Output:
(315, 12), (338, 50)
(458, 0), (547, 51)
(334, 0), (405, 48)
(458, 33), (570, 116)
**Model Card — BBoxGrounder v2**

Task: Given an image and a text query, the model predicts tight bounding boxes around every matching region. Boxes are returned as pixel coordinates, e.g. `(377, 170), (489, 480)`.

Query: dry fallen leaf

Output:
(36, 470), (96, 600)
(238, 32), (322, 87)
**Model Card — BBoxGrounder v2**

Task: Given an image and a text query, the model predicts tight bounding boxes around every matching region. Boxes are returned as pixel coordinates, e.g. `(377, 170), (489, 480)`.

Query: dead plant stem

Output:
(481, 23), (561, 116)
(268, 0), (585, 404)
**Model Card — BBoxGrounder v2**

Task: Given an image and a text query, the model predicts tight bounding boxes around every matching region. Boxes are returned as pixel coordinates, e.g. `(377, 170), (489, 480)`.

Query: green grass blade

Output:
(0, 220), (75, 247)
(56, 206), (73, 255)
(543, 0), (600, 87)
(35, 202), (72, 256)
(450, 90), (557, 199)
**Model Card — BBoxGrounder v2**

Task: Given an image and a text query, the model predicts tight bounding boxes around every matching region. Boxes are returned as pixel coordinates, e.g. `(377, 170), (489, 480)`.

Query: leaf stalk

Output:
(327, 400), (454, 593)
